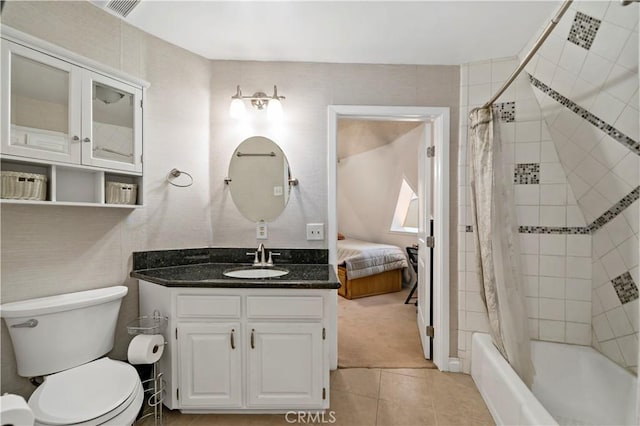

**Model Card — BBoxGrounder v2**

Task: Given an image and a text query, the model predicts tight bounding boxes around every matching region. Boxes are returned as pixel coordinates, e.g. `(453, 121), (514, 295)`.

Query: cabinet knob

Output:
(230, 329), (235, 350)
(83, 137), (91, 143)
(72, 135), (80, 141)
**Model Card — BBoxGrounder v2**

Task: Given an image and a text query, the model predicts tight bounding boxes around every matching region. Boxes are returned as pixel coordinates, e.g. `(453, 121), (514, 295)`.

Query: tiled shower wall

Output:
(457, 58), (593, 373)
(523, 0), (638, 371)
(458, 0), (638, 374)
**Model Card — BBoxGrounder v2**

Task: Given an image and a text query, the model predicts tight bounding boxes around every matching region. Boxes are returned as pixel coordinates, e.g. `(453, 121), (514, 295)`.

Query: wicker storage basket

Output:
(1, 171), (47, 200)
(105, 181), (137, 205)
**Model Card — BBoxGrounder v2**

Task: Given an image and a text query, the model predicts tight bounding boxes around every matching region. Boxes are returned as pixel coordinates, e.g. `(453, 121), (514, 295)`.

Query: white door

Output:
(81, 70), (143, 173)
(1, 40), (82, 164)
(417, 127), (433, 359)
(178, 322), (242, 408)
(247, 323), (324, 408)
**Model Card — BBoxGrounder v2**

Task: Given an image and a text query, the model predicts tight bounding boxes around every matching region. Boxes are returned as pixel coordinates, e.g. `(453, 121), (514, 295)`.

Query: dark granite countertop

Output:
(131, 262), (340, 289)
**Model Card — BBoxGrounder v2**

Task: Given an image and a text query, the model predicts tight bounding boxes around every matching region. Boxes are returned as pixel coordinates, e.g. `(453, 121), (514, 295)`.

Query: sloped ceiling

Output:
(337, 119), (422, 161)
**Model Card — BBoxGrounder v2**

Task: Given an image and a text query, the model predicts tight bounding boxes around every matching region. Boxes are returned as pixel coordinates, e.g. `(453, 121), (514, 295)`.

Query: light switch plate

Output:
(306, 223), (324, 240)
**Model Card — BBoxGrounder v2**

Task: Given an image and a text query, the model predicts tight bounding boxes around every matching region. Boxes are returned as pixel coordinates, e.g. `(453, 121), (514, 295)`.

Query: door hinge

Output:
(322, 327), (326, 340)
(426, 325), (435, 338)
(426, 236), (435, 248)
(426, 146), (435, 157)
(322, 388), (326, 400)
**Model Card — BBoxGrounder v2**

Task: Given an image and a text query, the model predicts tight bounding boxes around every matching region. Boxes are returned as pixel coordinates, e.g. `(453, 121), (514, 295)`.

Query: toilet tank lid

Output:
(0, 286), (128, 318)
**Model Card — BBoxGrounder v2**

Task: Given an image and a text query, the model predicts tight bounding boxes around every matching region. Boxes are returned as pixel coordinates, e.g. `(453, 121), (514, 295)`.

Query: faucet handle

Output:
(267, 252), (280, 266)
(246, 251), (259, 265)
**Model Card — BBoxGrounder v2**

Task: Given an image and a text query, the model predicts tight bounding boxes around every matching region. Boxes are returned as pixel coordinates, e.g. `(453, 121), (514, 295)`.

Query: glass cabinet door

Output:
(81, 70), (142, 173)
(1, 40), (81, 163)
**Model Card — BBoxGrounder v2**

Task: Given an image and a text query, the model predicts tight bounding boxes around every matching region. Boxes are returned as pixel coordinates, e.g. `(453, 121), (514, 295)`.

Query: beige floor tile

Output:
(381, 368), (431, 379)
(144, 371), (493, 426)
(376, 399), (436, 426)
(329, 389), (378, 426)
(378, 370), (433, 405)
(331, 368), (381, 398)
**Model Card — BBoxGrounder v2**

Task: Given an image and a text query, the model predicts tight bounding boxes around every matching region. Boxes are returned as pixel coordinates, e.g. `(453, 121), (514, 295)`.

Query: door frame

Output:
(327, 105), (451, 371)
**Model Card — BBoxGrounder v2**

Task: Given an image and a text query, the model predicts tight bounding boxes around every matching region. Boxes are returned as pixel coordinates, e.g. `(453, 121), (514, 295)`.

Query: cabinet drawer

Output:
(246, 296), (323, 319)
(177, 295), (241, 318)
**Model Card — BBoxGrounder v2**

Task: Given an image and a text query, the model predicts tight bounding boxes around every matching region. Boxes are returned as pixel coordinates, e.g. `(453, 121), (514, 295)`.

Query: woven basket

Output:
(105, 181), (137, 205)
(1, 171), (47, 200)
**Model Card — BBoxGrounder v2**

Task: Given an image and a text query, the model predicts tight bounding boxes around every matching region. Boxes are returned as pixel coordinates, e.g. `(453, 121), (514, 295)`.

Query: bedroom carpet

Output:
(338, 286), (436, 369)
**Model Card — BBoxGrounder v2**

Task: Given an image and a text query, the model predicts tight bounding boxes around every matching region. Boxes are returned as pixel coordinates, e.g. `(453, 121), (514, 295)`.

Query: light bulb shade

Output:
(229, 98), (246, 119)
(267, 98), (283, 120)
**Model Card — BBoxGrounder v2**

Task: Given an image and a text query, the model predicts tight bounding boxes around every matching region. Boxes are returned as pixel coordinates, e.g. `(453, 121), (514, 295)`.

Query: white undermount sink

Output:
(223, 267), (289, 279)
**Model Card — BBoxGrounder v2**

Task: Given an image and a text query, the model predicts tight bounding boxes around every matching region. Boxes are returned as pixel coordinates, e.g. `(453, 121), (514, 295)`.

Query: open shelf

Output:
(1, 156), (143, 208)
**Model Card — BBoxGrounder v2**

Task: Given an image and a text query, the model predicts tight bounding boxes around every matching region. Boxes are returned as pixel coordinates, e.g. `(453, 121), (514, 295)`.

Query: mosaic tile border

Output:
(528, 73), (640, 156)
(464, 186), (639, 235)
(612, 271), (639, 305)
(568, 11), (601, 51)
(518, 225), (590, 235)
(493, 102), (515, 123)
(514, 163), (540, 185)
(587, 186), (640, 233)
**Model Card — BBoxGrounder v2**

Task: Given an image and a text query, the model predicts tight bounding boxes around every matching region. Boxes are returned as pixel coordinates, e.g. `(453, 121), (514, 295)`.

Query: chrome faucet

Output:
(247, 243), (280, 267)
(257, 243), (266, 265)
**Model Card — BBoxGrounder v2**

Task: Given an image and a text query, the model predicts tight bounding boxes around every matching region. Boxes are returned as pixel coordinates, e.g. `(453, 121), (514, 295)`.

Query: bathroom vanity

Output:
(131, 248), (339, 413)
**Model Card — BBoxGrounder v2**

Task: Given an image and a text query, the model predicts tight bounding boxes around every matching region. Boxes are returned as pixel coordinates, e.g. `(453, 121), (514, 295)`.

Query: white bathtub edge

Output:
(471, 332), (558, 426)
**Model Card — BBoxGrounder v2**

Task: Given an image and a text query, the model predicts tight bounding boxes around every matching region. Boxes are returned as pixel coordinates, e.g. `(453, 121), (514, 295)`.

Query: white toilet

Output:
(0, 286), (144, 426)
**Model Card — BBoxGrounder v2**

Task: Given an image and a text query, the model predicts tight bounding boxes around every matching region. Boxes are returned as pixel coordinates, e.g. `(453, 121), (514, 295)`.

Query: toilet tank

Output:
(0, 286), (128, 377)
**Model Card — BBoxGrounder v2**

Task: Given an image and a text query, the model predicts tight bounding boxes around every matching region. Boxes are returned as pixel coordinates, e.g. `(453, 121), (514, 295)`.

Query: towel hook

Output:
(167, 168), (193, 187)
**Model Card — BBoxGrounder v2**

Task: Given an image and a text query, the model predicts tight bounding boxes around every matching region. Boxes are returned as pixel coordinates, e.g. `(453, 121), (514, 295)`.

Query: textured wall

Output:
(1, 1), (213, 397)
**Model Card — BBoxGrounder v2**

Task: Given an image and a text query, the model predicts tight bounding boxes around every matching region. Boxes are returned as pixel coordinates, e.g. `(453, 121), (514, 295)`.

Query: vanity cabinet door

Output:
(1, 40), (82, 164)
(81, 70), (142, 173)
(177, 322), (242, 408)
(247, 323), (324, 408)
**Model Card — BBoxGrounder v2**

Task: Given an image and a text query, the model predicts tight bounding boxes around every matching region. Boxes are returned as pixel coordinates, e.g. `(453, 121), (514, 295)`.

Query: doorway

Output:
(327, 105), (451, 371)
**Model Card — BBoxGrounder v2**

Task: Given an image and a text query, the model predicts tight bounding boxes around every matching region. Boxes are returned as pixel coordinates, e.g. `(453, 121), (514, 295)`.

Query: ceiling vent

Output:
(105, 0), (140, 18)
(89, 0), (140, 19)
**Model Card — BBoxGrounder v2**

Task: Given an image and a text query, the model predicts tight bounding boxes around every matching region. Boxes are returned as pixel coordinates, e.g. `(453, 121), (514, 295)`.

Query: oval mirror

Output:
(228, 136), (292, 222)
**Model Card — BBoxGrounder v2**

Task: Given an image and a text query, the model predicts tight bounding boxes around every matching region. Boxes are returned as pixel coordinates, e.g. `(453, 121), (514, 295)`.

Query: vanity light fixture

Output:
(229, 85), (285, 120)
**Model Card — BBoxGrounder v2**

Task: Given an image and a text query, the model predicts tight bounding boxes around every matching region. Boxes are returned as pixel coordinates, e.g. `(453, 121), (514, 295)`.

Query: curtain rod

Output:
(481, 0), (574, 109)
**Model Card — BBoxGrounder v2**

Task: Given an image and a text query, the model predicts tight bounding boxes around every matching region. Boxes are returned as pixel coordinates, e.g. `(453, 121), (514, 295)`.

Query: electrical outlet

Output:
(306, 223), (324, 241)
(256, 221), (268, 240)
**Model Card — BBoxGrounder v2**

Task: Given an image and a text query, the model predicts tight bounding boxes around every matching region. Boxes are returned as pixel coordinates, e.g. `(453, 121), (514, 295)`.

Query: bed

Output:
(337, 238), (409, 299)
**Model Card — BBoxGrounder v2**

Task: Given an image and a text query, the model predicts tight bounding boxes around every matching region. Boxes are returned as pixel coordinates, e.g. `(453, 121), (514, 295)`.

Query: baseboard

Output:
(447, 357), (461, 373)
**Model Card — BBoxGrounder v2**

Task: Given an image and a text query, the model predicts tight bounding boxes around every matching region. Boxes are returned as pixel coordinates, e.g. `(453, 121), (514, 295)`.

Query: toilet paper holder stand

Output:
(127, 310), (167, 426)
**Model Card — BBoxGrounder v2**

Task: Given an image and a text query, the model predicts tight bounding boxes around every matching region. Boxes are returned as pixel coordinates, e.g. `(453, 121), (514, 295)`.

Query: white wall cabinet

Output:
(0, 28), (147, 207)
(138, 282), (332, 413)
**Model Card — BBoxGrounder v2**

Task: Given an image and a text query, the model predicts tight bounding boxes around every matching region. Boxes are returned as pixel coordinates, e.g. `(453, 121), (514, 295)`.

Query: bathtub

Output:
(471, 333), (637, 425)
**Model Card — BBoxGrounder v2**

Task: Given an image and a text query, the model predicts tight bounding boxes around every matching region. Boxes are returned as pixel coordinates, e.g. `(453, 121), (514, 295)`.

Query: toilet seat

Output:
(29, 358), (141, 426)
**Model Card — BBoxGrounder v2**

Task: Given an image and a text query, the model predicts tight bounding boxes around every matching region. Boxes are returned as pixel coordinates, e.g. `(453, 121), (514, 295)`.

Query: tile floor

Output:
(140, 368), (494, 425)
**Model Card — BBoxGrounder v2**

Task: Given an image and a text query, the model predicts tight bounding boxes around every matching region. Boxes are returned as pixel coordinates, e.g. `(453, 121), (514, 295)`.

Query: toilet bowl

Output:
(0, 286), (143, 426)
(30, 358), (143, 426)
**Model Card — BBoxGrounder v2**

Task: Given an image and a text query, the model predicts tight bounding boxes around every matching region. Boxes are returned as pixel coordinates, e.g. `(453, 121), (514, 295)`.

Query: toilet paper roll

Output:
(127, 334), (165, 365)
(0, 393), (35, 426)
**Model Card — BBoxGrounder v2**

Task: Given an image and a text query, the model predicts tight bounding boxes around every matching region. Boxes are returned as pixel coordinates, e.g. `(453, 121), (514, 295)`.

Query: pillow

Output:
(337, 233), (345, 240)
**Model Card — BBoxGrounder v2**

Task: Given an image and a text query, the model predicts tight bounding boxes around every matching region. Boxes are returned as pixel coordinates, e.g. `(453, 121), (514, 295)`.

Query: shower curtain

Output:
(468, 107), (534, 387)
